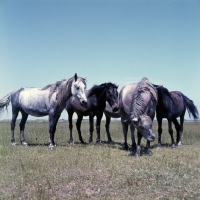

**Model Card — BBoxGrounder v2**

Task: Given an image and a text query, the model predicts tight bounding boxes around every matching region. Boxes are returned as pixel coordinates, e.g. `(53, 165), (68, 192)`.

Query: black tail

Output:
(0, 91), (16, 112)
(182, 94), (199, 119)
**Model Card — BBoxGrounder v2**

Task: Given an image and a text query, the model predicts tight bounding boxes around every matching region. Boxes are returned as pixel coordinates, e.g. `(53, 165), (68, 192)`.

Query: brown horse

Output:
(156, 90), (199, 148)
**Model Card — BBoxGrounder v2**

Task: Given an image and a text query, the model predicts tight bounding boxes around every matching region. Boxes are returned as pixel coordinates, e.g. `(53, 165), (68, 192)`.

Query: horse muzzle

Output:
(81, 100), (87, 108)
(147, 133), (155, 141)
(112, 103), (119, 112)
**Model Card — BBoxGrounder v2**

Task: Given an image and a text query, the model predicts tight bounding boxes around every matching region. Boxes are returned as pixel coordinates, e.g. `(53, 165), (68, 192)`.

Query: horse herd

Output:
(0, 73), (199, 157)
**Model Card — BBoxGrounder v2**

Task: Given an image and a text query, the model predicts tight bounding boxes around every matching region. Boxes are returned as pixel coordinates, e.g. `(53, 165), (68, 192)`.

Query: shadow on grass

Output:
(151, 142), (175, 148)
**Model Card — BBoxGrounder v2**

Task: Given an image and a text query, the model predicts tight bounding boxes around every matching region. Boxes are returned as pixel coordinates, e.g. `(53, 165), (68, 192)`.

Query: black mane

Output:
(88, 82), (118, 98)
(153, 85), (173, 104)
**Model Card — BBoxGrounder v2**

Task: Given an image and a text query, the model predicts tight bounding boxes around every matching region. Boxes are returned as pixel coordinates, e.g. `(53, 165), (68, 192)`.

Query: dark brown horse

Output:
(156, 89), (199, 148)
(66, 82), (118, 144)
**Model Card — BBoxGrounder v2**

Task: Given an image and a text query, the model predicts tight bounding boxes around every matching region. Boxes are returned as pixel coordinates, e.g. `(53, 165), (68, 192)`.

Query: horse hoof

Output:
(49, 143), (56, 149)
(69, 140), (74, 145)
(157, 143), (161, 148)
(171, 144), (176, 148)
(89, 141), (94, 145)
(177, 142), (182, 146)
(96, 141), (102, 146)
(22, 141), (28, 146)
(124, 146), (129, 150)
(108, 140), (114, 144)
(146, 149), (153, 156)
(12, 142), (16, 146)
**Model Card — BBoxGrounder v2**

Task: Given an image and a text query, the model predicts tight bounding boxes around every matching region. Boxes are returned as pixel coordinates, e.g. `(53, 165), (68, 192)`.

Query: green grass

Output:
(0, 120), (200, 199)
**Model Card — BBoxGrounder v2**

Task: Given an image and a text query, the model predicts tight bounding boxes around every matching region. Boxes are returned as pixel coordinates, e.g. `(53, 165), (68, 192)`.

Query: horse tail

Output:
(181, 93), (199, 119)
(0, 91), (16, 112)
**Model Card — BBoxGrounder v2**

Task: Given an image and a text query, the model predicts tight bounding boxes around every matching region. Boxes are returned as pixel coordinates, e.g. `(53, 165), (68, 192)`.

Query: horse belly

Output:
(19, 88), (50, 117)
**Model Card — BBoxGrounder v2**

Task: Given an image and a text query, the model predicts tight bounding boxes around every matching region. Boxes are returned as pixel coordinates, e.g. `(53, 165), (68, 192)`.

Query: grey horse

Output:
(0, 73), (87, 148)
(105, 78), (158, 157)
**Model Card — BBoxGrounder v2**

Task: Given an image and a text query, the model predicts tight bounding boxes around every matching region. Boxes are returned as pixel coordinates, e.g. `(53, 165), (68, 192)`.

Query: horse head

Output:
(71, 73), (87, 108)
(132, 115), (155, 141)
(105, 83), (119, 112)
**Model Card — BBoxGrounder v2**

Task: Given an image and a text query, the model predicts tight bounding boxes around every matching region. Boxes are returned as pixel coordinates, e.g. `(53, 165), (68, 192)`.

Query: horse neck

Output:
(57, 79), (73, 106)
(158, 92), (172, 110)
(94, 86), (107, 105)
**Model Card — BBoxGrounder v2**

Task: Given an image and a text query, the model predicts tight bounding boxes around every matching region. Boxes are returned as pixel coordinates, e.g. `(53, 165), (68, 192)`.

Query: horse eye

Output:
(76, 87), (79, 90)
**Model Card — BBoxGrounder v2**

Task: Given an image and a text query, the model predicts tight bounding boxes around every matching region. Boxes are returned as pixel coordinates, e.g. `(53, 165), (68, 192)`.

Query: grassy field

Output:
(0, 120), (200, 199)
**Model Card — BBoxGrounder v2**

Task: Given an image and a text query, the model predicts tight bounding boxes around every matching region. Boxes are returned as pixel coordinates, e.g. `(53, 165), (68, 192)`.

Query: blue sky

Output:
(0, 0), (200, 120)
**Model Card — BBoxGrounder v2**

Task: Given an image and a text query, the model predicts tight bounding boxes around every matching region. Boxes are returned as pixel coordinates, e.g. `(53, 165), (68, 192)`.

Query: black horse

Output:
(66, 82), (118, 144)
(156, 89), (199, 148)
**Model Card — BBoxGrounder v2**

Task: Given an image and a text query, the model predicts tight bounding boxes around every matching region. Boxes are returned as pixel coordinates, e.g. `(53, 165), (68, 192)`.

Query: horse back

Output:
(157, 91), (186, 119)
(17, 87), (56, 116)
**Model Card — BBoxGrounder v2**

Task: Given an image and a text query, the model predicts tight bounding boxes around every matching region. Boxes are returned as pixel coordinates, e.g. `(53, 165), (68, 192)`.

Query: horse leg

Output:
(96, 112), (103, 144)
(10, 109), (19, 146)
(146, 141), (153, 156)
(76, 115), (84, 144)
(136, 131), (142, 157)
(49, 114), (60, 148)
(172, 118), (181, 145)
(130, 123), (136, 154)
(19, 110), (28, 146)
(121, 121), (129, 150)
(168, 119), (176, 148)
(178, 114), (184, 146)
(105, 115), (114, 143)
(68, 111), (74, 144)
(89, 116), (94, 144)
(157, 117), (162, 148)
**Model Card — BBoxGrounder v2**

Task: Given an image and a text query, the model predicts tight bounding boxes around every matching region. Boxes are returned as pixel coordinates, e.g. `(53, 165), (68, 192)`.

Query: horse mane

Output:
(131, 78), (157, 118)
(87, 82), (118, 98)
(102, 82), (118, 89)
(40, 79), (68, 101)
(153, 84), (173, 105)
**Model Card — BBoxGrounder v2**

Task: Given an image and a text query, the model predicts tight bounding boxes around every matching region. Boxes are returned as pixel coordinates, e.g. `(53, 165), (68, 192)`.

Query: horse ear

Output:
(132, 117), (139, 126)
(74, 73), (77, 82)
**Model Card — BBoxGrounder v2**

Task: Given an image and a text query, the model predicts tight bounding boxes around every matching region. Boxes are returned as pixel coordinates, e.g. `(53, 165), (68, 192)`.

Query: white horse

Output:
(0, 73), (87, 148)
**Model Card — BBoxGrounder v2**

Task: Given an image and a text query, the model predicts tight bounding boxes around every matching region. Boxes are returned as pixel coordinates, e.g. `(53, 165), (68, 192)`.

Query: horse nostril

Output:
(81, 101), (87, 108)
(112, 107), (118, 112)
(112, 104), (118, 112)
